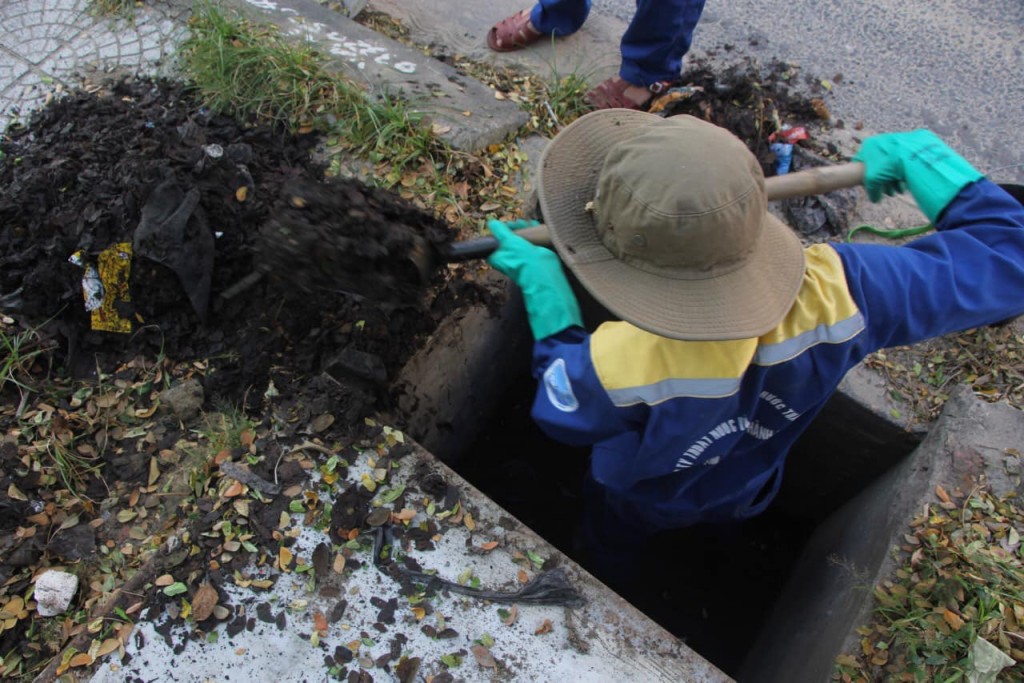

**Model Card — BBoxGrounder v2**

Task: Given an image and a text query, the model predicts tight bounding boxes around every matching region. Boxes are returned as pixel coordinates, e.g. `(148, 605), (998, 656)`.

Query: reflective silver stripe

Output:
(754, 312), (866, 366)
(603, 312), (866, 406)
(605, 377), (742, 406)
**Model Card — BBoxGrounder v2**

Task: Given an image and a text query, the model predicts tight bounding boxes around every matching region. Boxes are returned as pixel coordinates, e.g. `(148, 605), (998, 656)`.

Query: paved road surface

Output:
(593, 0), (1024, 184)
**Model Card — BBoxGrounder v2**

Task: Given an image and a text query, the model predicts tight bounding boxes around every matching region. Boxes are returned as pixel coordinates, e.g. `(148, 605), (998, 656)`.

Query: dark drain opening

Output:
(452, 371), (813, 675)
(445, 363), (922, 677)
(396, 283), (923, 676)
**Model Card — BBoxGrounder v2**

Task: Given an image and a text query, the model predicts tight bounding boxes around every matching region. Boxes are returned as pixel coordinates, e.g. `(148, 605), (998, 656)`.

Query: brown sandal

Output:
(585, 77), (672, 111)
(487, 9), (546, 52)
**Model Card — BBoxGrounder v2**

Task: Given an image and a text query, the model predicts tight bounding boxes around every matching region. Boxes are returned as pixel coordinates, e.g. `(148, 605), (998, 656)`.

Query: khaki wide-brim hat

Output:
(537, 109), (806, 341)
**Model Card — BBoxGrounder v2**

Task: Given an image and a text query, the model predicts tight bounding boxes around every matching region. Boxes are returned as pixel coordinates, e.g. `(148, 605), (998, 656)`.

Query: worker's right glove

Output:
(853, 129), (983, 223)
(486, 219), (583, 341)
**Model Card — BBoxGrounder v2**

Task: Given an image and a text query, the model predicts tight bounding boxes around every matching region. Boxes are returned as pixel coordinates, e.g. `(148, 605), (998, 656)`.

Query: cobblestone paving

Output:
(0, 0), (188, 130)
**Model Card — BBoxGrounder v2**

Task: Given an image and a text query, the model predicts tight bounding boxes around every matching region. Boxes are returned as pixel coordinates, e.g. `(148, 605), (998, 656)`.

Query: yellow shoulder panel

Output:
(591, 322), (757, 391)
(589, 244), (864, 402)
(760, 244), (861, 345)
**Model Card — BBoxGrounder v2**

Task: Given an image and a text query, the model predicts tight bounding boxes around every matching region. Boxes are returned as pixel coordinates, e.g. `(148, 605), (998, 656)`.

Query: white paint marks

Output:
(241, 0), (417, 74)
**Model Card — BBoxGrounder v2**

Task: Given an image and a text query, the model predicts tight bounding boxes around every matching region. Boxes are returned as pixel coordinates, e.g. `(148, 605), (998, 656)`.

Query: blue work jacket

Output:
(530, 180), (1024, 528)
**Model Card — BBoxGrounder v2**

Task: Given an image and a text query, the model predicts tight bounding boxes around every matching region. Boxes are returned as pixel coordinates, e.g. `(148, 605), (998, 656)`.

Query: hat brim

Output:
(537, 109), (806, 341)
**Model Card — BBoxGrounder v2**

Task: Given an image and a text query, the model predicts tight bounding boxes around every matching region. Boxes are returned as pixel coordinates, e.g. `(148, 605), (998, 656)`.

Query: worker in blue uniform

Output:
(485, 110), (1024, 581)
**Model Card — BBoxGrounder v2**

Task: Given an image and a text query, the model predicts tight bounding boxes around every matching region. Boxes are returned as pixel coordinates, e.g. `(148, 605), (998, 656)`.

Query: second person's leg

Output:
(529, 0), (591, 36)
(586, 0), (706, 109)
(488, 0), (591, 52)
(619, 0), (706, 86)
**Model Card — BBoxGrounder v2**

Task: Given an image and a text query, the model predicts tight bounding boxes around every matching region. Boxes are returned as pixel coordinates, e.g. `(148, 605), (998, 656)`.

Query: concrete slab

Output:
(217, 0), (530, 151)
(740, 385), (1024, 681)
(87, 433), (730, 683)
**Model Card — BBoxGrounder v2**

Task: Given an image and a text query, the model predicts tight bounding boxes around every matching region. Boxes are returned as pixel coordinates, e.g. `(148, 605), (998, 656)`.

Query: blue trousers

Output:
(580, 471), (748, 590)
(529, 0), (706, 86)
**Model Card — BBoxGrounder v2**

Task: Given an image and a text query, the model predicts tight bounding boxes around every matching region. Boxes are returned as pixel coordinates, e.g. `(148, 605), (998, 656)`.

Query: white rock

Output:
(35, 570), (79, 616)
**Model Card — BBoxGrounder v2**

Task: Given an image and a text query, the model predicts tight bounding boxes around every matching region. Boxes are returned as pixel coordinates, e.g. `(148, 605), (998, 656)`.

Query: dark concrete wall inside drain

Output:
(390, 273), (923, 678)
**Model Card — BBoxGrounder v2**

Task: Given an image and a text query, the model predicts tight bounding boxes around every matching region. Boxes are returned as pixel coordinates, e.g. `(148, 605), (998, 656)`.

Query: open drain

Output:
(450, 371), (814, 675)
(396, 289), (924, 676)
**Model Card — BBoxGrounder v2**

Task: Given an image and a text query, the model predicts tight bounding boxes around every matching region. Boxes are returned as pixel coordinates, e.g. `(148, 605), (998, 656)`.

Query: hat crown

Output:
(594, 123), (767, 279)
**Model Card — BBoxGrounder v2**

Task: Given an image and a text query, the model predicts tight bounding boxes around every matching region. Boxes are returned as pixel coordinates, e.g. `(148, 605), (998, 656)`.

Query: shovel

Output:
(232, 162), (865, 304)
(435, 161), (866, 263)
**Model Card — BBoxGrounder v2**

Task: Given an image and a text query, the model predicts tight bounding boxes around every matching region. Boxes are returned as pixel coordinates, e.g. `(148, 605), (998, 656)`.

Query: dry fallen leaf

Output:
(279, 547), (294, 571)
(69, 652), (93, 668)
(313, 610), (329, 636)
(191, 582), (219, 622)
(810, 98), (830, 120)
(154, 574), (175, 587)
(480, 541), (499, 552)
(392, 508), (417, 523)
(501, 605), (518, 626)
(471, 644), (497, 669)
(223, 480), (244, 498)
(534, 619), (553, 635)
(310, 413), (334, 433)
(26, 512), (49, 526)
(97, 637), (121, 657)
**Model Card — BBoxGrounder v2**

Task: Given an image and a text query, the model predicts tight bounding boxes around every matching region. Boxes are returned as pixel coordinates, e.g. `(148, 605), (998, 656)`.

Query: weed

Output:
(44, 437), (104, 503)
(1, 317), (51, 416)
(181, 4), (357, 130)
(537, 71), (591, 131)
(89, 0), (137, 20)
(196, 407), (257, 454)
(356, 7), (594, 137)
(836, 485), (1024, 681)
(181, 4), (454, 204)
(332, 87), (450, 194)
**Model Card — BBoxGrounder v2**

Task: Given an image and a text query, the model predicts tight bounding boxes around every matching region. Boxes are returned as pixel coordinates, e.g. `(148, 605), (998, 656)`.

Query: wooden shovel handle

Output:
(764, 161), (865, 201)
(446, 162), (866, 260)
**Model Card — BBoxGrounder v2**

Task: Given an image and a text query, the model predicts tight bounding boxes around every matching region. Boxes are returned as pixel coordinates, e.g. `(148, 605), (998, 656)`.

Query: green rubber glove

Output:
(853, 129), (983, 223)
(486, 218), (583, 340)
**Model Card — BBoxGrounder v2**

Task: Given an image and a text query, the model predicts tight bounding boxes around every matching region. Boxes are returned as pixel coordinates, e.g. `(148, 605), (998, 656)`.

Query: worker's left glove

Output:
(853, 129), (983, 223)
(486, 219), (583, 340)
